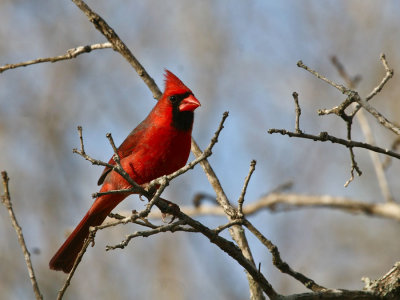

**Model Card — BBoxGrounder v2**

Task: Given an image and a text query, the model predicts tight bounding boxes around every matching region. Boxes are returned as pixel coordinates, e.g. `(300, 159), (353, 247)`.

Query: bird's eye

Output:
(169, 95), (178, 103)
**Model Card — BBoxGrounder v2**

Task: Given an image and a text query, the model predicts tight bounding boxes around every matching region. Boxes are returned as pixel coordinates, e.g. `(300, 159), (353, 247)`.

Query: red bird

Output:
(49, 70), (200, 273)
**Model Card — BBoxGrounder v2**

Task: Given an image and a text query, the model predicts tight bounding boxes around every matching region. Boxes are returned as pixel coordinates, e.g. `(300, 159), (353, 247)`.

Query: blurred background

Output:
(1, 1), (400, 299)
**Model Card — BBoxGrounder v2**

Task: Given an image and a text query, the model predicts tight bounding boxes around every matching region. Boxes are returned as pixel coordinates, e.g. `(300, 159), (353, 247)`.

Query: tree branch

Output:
(1, 171), (43, 300)
(331, 56), (394, 202)
(268, 129), (400, 160)
(0, 43), (112, 73)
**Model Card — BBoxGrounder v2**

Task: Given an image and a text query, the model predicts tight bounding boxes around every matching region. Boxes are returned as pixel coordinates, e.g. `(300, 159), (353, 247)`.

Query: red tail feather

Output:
(49, 194), (126, 273)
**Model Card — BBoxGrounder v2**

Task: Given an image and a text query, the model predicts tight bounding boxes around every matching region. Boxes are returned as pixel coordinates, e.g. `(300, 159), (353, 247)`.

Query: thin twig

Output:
(104, 132), (144, 192)
(105, 220), (195, 251)
(344, 121), (362, 187)
(1, 172), (43, 300)
(237, 160), (256, 217)
(73, 127), (115, 170)
(213, 219), (245, 234)
(356, 97), (400, 135)
(0, 43), (112, 74)
(297, 60), (348, 94)
(299, 58), (399, 135)
(268, 129), (400, 160)
(56, 232), (95, 300)
(77, 126), (85, 154)
(292, 92), (302, 133)
(365, 53), (394, 101)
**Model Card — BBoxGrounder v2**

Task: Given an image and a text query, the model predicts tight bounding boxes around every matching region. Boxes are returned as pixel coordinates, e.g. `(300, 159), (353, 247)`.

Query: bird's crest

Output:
(164, 69), (192, 96)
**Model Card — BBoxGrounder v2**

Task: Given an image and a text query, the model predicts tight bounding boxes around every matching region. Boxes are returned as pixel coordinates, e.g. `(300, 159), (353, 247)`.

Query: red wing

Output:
(97, 120), (149, 185)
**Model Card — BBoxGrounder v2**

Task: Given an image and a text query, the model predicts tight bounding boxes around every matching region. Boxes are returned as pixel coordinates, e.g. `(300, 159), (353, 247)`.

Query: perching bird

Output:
(49, 70), (200, 273)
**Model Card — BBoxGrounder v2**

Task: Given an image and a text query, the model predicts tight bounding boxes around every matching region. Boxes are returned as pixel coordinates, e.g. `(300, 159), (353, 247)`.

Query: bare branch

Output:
(105, 220), (195, 251)
(104, 132), (144, 193)
(278, 289), (381, 299)
(331, 56), (394, 201)
(213, 220), (245, 234)
(356, 97), (400, 135)
(292, 92), (302, 133)
(56, 232), (95, 300)
(297, 60), (348, 94)
(1, 172), (43, 300)
(0, 43), (112, 74)
(237, 160), (256, 217)
(299, 58), (399, 135)
(365, 53), (394, 101)
(268, 129), (400, 160)
(73, 127), (115, 170)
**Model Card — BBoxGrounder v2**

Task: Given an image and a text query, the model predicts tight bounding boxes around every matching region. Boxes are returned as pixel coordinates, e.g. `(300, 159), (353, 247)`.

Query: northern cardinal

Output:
(49, 70), (200, 273)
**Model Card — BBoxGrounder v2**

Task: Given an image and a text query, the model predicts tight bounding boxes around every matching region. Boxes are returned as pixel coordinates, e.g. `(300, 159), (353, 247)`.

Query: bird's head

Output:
(164, 70), (201, 113)
(158, 70), (201, 131)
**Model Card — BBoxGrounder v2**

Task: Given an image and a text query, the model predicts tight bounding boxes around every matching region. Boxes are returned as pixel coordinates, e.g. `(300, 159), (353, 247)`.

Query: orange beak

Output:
(179, 94), (201, 112)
